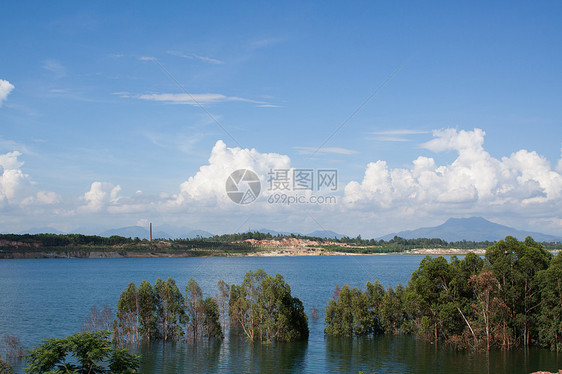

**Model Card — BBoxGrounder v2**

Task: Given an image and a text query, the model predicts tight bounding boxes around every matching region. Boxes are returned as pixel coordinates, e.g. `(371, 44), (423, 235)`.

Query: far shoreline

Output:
(0, 247), (495, 259)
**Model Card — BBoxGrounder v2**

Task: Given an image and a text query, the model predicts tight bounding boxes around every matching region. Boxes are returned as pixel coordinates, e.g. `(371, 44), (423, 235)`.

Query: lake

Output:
(1, 255), (561, 373)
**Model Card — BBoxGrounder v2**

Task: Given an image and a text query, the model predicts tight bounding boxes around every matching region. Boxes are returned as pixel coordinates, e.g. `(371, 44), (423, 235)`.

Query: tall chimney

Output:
(149, 222), (152, 242)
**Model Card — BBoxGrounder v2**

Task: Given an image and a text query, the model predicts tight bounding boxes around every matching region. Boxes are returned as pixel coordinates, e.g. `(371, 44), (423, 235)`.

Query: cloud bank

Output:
(2, 129), (562, 235)
(344, 129), (562, 213)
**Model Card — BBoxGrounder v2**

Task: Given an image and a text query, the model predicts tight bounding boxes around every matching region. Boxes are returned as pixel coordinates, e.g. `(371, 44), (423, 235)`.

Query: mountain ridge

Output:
(377, 217), (561, 242)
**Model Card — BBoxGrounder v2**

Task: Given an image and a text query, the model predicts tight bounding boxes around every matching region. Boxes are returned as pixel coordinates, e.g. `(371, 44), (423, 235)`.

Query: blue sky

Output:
(1, 1), (561, 237)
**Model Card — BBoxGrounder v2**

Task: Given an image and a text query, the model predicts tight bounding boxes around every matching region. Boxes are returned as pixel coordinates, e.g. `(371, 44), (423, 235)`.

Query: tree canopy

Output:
(229, 269), (309, 342)
(25, 331), (140, 374)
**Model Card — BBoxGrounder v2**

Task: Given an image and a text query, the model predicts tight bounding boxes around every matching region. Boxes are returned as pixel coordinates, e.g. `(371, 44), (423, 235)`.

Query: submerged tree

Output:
(137, 280), (158, 341)
(185, 279), (223, 340)
(185, 278), (203, 340)
(379, 285), (405, 334)
(1, 334), (24, 359)
(229, 269), (308, 342)
(200, 297), (223, 339)
(216, 280), (230, 335)
(325, 280), (405, 337)
(486, 236), (551, 346)
(116, 283), (139, 344)
(325, 284), (363, 337)
(81, 305), (114, 333)
(154, 277), (185, 341)
(323, 236), (559, 352)
(115, 277), (222, 344)
(537, 252), (562, 351)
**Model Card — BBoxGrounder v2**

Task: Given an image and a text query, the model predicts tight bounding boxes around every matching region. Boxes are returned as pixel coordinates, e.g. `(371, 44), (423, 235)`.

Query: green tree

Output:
(537, 252), (562, 351)
(486, 236), (551, 346)
(443, 253), (484, 348)
(379, 286), (404, 334)
(468, 271), (508, 351)
(25, 331), (140, 374)
(154, 277), (185, 341)
(325, 280), (406, 337)
(200, 297), (223, 339)
(407, 256), (452, 342)
(257, 273), (308, 342)
(325, 284), (368, 337)
(229, 270), (265, 341)
(137, 280), (157, 341)
(229, 270), (308, 342)
(364, 280), (385, 334)
(0, 357), (13, 374)
(216, 280), (230, 335)
(185, 278), (203, 340)
(116, 283), (139, 344)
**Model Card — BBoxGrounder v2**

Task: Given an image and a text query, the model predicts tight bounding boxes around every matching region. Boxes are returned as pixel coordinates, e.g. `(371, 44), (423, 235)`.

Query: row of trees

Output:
(115, 277), (222, 344)
(325, 236), (562, 351)
(0, 233), (135, 247)
(11, 270), (307, 374)
(113, 270), (308, 344)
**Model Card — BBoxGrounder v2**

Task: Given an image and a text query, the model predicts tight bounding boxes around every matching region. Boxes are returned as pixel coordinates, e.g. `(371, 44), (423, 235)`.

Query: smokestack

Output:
(149, 222), (152, 242)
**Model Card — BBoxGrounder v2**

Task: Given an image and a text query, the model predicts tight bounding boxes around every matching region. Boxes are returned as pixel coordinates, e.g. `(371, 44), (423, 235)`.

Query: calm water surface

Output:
(1, 255), (561, 373)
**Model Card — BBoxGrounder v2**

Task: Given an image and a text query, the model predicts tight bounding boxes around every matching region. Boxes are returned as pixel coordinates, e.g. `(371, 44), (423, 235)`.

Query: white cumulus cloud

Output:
(174, 140), (290, 206)
(80, 182), (122, 212)
(0, 151), (59, 207)
(0, 79), (15, 106)
(344, 128), (562, 213)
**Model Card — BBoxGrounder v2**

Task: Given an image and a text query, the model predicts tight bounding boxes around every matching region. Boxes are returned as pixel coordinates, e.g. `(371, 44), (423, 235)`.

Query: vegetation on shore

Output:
(1, 232), (560, 258)
(325, 236), (562, 352)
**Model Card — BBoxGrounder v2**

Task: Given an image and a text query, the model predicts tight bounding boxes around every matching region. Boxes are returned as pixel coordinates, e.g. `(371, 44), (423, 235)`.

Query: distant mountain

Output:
(306, 230), (345, 239)
(377, 217), (562, 242)
(68, 226), (107, 236)
(18, 227), (65, 235)
(185, 230), (214, 239)
(252, 228), (299, 236)
(154, 224), (192, 239)
(98, 226), (171, 240)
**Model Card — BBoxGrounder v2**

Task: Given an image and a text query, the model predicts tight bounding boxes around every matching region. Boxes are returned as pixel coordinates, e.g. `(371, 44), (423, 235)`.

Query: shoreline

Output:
(0, 247), (492, 259)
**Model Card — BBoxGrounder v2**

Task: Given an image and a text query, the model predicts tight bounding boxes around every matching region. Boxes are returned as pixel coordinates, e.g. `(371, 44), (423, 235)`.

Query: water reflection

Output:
(325, 335), (562, 374)
(139, 339), (222, 373)
(137, 335), (308, 374)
